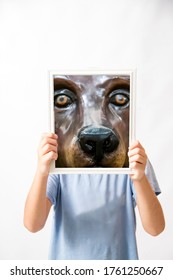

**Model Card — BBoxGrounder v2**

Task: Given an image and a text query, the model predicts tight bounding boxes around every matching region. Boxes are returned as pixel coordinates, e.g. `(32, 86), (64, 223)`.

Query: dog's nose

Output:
(78, 127), (119, 162)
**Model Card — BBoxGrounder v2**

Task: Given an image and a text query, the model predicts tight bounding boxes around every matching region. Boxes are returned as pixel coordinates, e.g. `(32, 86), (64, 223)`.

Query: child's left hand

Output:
(128, 140), (147, 181)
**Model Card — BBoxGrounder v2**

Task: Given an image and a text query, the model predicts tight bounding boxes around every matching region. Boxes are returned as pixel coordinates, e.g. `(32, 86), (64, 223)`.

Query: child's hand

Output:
(37, 133), (58, 176)
(128, 140), (147, 181)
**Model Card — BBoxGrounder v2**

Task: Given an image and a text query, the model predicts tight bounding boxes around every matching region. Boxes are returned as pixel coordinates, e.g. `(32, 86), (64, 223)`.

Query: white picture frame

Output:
(49, 70), (136, 174)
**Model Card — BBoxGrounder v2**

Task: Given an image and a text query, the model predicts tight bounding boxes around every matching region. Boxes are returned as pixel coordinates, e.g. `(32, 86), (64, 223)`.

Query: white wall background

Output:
(0, 0), (173, 260)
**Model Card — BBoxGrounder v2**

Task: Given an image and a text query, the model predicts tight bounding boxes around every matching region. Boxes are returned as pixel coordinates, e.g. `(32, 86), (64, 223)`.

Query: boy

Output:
(24, 133), (165, 259)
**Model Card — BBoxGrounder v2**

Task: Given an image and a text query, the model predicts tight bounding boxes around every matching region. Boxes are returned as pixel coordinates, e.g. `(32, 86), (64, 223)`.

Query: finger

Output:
(40, 137), (58, 149)
(128, 140), (144, 151)
(41, 143), (58, 156)
(128, 147), (146, 158)
(129, 154), (146, 164)
(42, 151), (58, 163)
(130, 161), (144, 170)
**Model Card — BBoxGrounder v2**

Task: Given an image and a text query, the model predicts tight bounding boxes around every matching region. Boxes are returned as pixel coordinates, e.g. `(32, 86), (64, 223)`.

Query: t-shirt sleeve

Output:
(130, 159), (161, 204)
(145, 159), (161, 195)
(46, 174), (60, 207)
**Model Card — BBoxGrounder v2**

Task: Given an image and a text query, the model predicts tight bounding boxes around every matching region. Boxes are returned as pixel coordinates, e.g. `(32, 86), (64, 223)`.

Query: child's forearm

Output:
(24, 133), (58, 233)
(128, 141), (165, 236)
(133, 175), (165, 236)
(24, 170), (52, 233)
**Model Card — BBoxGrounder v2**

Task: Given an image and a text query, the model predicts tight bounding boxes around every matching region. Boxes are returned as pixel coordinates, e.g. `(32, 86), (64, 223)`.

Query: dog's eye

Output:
(55, 95), (72, 107)
(109, 89), (129, 107)
(54, 89), (76, 108)
(111, 94), (128, 106)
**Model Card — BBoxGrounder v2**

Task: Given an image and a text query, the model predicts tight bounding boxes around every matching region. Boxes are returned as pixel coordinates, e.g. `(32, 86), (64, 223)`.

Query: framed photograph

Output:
(49, 70), (135, 174)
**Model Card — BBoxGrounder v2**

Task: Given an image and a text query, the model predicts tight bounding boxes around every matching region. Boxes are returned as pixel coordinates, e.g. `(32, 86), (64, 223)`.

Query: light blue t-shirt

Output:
(46, 161), (160, 260)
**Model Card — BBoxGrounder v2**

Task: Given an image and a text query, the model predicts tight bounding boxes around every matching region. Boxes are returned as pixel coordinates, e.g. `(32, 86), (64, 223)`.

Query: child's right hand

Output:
(37, 133), (58, 176)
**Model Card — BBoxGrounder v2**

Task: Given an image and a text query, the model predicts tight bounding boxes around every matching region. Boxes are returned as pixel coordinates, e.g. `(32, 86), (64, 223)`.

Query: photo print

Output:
(49, 71), (135, 174)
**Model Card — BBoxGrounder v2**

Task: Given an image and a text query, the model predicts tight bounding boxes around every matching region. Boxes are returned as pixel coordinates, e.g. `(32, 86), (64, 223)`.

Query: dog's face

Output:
(54, 75), (130, 167)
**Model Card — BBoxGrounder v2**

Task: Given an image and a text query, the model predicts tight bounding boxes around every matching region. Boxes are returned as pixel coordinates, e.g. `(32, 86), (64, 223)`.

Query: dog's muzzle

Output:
(78, 126), (119, 163)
